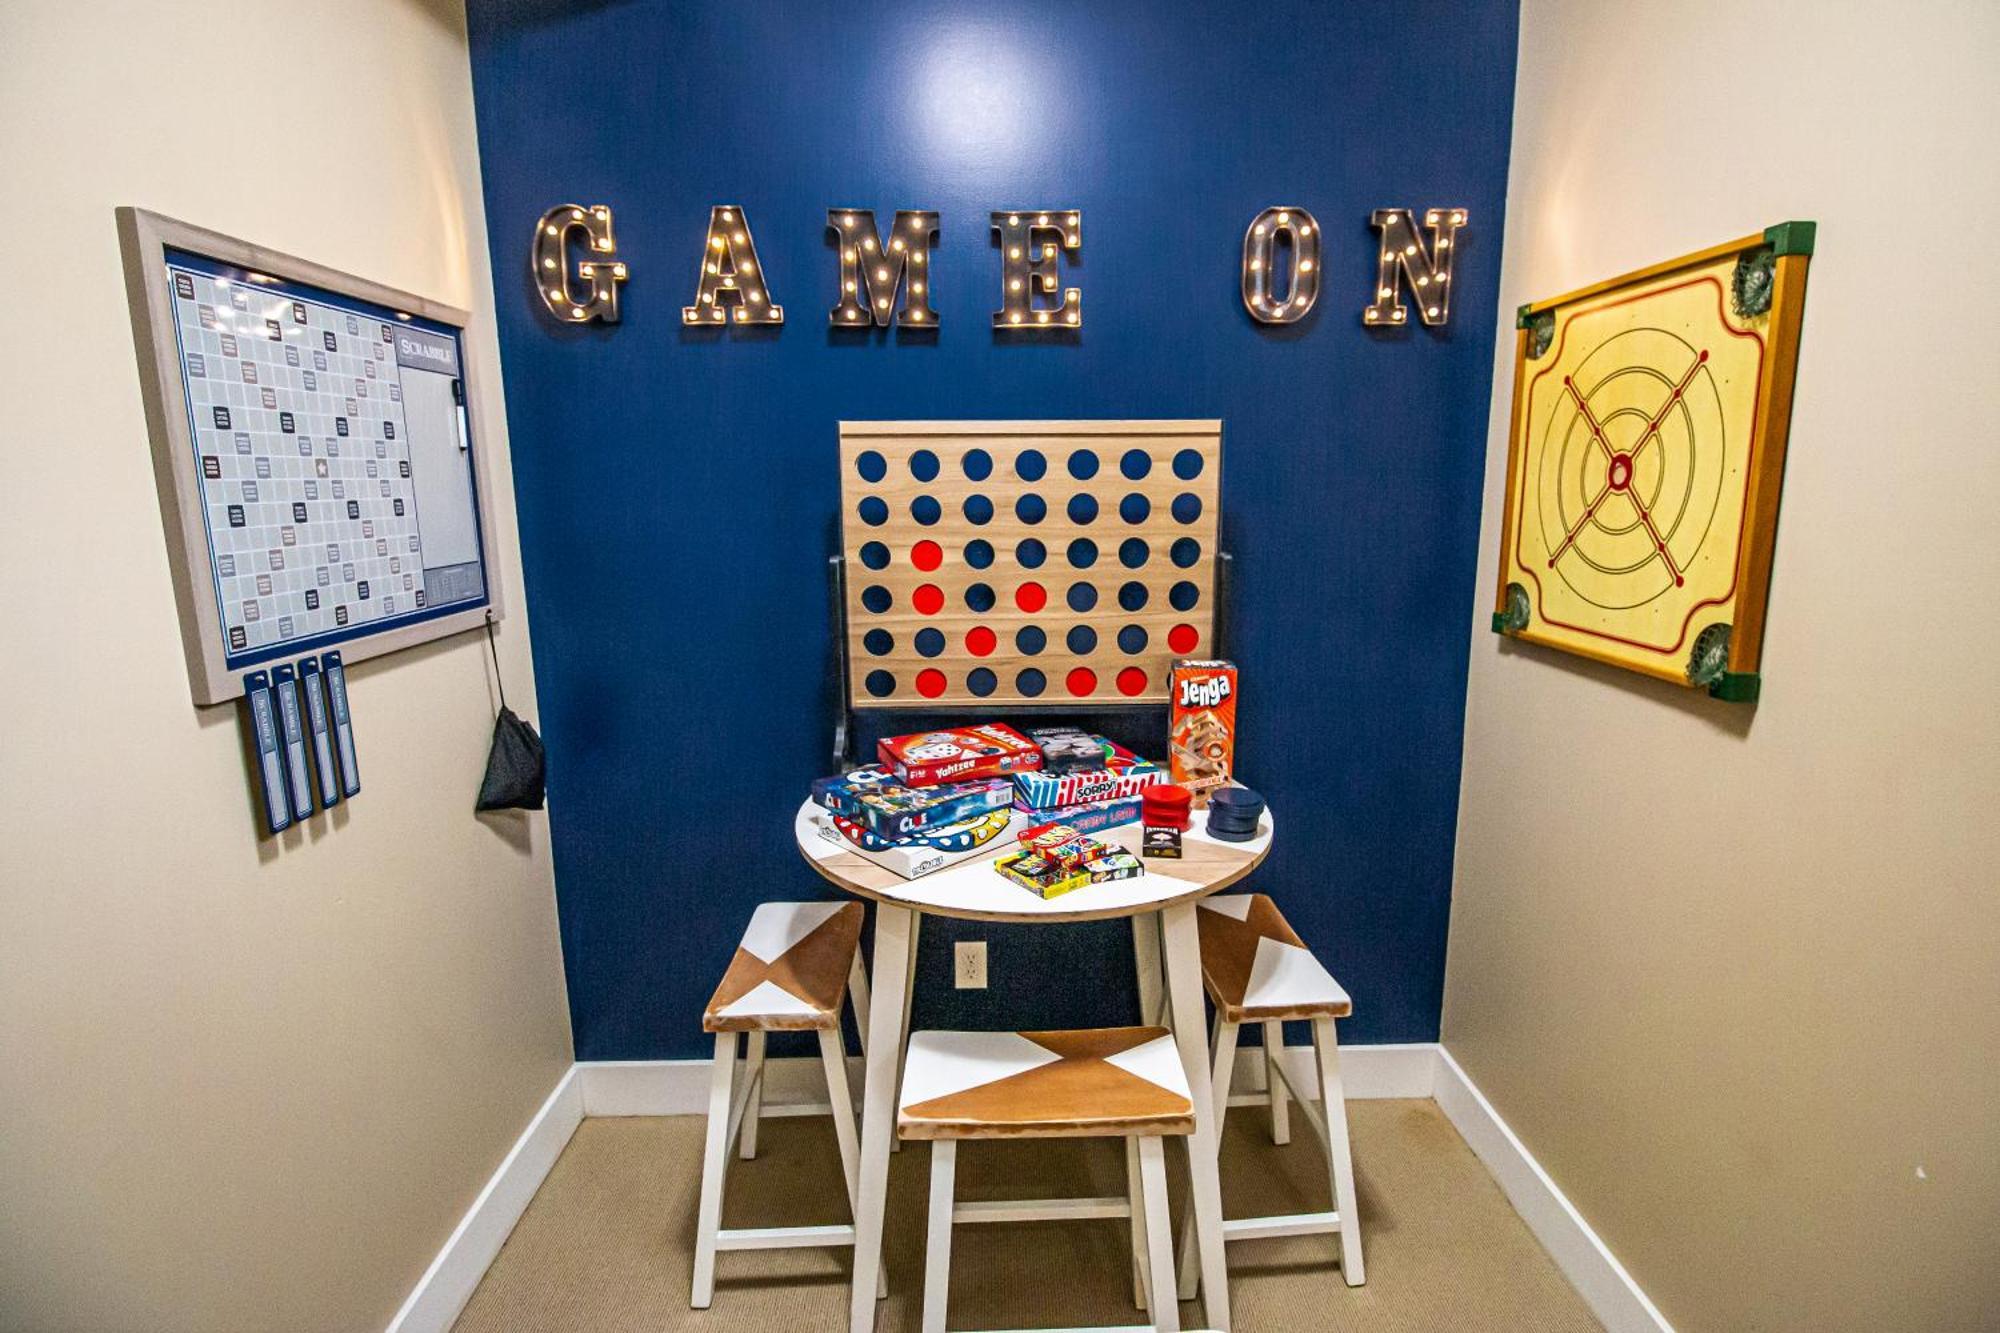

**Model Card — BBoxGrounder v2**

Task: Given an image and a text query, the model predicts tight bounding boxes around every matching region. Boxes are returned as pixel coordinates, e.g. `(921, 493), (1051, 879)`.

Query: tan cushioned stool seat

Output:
(898, 1026), (1193, 1140)
(1196, 893), (1352, 1022)
(703, 901), (864, 1033)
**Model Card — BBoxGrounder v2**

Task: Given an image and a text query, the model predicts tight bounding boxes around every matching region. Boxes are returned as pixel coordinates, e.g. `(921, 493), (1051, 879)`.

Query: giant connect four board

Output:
(839, 421), (1221, 707)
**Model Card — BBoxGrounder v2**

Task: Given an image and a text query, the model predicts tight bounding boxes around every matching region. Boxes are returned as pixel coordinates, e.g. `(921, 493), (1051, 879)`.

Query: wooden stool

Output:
(693, 900), (876, 1308)
(899, 1026), (1194, 1333)
(1177, 893), (1364, 1288)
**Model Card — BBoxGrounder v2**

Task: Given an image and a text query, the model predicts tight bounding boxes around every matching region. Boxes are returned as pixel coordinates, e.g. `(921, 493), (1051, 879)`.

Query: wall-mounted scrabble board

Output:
(838, 421), (1221, 707)
(119, 209), (501, 705)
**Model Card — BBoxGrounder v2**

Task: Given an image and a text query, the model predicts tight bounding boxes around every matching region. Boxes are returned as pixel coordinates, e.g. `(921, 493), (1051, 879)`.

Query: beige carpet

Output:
(455, 1097), (1601, 1331)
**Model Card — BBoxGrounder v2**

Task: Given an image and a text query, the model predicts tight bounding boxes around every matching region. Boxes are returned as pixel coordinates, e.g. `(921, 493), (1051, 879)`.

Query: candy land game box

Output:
(994, 821), (1145, 899)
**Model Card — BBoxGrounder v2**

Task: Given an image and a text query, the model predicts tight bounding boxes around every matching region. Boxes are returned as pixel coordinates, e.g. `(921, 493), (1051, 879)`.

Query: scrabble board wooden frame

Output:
(836, 420), (1224, 725)
(1492, 224), (1814, 703)
(118, 208), (505, 705)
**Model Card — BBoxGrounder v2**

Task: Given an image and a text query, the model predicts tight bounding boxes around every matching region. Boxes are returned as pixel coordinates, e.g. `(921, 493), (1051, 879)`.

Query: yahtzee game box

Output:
(877, 723), (1043, 787)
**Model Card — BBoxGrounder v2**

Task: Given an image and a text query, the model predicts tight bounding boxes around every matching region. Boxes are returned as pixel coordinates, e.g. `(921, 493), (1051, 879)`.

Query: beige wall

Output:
(1444, 2), (2000, 1330)
(0, 3), (573, 1330)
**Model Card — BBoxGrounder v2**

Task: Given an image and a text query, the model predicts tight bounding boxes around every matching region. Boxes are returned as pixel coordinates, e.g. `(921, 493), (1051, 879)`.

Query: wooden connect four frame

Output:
(836, 421), (1223, 722)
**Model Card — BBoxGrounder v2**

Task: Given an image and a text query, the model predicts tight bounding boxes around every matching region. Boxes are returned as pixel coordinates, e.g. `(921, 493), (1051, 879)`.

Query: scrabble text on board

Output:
(531, 204), (1467, 332)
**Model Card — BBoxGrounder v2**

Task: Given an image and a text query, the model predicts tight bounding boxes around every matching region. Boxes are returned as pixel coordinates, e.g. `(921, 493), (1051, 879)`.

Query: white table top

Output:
(794, 798), (1273, 923)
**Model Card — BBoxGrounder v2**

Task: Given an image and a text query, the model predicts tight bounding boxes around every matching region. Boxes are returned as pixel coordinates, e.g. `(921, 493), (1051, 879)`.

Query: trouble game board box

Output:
(810, 764), (1014, 841)
(1169, 660), (1238, 802)
(1027, 726), (1107, 774)
(1011, 737), (1166, 810)
(814, 807), (1025, 880)
(877, 723), (1043, 787)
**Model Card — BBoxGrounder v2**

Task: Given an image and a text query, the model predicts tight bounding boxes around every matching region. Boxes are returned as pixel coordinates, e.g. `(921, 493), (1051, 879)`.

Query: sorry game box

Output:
(1011, 736), (1165, 810)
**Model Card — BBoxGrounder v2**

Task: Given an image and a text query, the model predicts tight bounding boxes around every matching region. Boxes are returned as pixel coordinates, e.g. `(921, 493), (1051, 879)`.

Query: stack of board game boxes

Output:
(808, 722), (1167, 890)
(993, 822), (1144, 900)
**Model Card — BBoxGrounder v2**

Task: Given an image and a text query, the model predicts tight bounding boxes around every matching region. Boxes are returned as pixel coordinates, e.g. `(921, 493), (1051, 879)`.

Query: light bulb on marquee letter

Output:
(532, 204), (626, 323)
(1241, 206), (1321, 324)
(1363, 207), (1466, 328)
(991, 210), (1081, 330)
(682, 205), (783, 326)
(828, 208), (939, 328)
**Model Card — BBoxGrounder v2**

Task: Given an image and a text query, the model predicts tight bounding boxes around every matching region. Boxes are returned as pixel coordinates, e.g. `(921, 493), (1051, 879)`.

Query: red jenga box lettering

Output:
(1169, 659), (1237, 804)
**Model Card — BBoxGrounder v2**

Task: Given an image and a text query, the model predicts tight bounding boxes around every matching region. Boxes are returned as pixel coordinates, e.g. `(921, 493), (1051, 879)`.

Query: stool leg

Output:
(844, 946), (889, 1294)
(1137, 1137), (1181, 1333)
(691, 1031), (738, 1308)
(1311, 1016), (1365, 1286)
(1209, 1016), (1239, 1126)
(922, 1139), (957, 1333)
(848, 951), (872, 1053)
(818, 1026), (886, 1299)
(1263, 1020), (1291, 1146)
(893, 913), (922, 1155)
(738, 1030), (766, 1160)
(1126, 1138), (1148, 1310)
(1177, 1015), (1237, 1296)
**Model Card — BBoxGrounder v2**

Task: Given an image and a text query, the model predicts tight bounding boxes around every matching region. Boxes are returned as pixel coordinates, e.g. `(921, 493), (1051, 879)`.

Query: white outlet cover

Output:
(954, 941), (988, 989)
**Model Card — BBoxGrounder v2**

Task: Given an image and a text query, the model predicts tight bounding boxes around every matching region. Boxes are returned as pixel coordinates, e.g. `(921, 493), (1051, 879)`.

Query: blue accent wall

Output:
(467, 0), (1517, 1060)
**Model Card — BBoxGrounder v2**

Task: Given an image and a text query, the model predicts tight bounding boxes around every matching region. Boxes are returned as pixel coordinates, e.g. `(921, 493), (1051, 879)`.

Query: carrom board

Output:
(1493, 223), (1814, 702)
(119, 209), (501, 705)
(838, 421), (1221, 707)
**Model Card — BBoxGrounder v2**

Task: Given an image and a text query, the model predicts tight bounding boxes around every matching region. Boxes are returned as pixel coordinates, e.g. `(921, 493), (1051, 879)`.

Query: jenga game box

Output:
(877, 722), (1044, 788)
(1169, 660), (1238, 804)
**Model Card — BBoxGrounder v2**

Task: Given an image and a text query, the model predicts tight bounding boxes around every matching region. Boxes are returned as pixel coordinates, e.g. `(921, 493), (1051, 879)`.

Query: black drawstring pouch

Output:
(476, 616), (546, 812)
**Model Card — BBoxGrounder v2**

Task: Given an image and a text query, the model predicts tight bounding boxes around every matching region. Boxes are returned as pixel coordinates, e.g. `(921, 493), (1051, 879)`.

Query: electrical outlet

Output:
(954, 940), (988, 989)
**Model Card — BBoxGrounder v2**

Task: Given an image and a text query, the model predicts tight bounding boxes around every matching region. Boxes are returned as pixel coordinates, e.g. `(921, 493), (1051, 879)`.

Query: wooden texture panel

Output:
(897, 1027), (1194, 1141)
(838, 421), (1221, 707)
(701, 902), (865, 1033)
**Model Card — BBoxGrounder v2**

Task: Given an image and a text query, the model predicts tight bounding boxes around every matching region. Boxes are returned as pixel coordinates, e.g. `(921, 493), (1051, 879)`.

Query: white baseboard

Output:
(1432, 1046), (1674, 1333)
(391, 1044), (1669, 1333)
(385, 1066), (584, 1333)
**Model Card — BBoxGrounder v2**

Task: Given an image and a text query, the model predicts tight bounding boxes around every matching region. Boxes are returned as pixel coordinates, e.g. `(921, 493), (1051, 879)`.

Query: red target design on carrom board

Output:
(1536, 327), (1727, 616)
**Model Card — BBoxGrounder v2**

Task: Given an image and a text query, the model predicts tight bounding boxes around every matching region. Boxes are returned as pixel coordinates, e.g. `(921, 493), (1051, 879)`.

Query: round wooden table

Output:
(795, 800), (1273, 1332)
